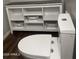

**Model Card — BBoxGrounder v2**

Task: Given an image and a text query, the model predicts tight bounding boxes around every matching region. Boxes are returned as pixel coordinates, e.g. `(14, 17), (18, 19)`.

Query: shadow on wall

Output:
(65, 0), (76, 59)
(65, 0), (76, 27)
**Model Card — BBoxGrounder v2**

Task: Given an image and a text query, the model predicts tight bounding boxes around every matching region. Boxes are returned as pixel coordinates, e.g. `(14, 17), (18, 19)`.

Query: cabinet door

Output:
(60, 33), (75, 59)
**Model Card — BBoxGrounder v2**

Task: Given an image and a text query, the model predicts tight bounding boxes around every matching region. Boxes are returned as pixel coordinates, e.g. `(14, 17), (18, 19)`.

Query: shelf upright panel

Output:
(6, 7), (13, 34)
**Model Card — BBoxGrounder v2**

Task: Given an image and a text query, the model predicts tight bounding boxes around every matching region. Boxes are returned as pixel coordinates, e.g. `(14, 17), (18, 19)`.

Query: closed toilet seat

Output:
(18, 34), (51, 59)
(18, 34), (61, 59)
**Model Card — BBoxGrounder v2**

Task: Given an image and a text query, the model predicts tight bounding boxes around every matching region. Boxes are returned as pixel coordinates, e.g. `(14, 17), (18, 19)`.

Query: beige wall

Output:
(65, 0), (76, 27)
(64, 1), (76, 59)
(3, 0), (10, 38)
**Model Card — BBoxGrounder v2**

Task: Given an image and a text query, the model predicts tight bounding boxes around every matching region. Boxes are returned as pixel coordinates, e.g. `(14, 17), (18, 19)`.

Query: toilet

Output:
(18, 34), (60, 59)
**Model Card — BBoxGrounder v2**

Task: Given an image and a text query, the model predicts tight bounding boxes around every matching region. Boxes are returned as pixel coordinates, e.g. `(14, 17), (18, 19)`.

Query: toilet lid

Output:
(18, 34), (51, 57)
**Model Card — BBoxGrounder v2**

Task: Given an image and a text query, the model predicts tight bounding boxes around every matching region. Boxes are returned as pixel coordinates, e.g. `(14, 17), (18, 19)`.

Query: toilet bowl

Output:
(18, 34), (60, 59)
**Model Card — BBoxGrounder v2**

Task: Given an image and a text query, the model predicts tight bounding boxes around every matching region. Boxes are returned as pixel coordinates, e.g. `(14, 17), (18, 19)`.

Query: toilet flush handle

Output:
(62, 18), (67, 21)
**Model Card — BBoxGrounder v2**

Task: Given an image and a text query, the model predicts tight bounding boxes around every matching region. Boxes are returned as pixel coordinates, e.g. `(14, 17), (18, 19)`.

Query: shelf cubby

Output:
(23, 8), (43, 16)
(8, 8), (24, 21)
(24, 16), (43, 24)
(11, 21), (24, 29)
(25, 23), (44, 30)
(43, 7), (60, 21)
(44, 21), (58, 31)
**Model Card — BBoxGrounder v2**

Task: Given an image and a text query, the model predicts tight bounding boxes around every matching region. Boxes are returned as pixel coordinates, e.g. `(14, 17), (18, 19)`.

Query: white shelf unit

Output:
(6, 3), (62, 33)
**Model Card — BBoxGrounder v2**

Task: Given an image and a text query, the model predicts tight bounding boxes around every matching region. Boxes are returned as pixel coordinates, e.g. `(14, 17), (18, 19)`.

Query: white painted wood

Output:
(23, 8), (43, 16)
(6, 3), (63, 33)
(24, 20), (43, 24)
(43, 6), (61, 21)
(6, 3), (62, 8)
(6, 8), (13, 34)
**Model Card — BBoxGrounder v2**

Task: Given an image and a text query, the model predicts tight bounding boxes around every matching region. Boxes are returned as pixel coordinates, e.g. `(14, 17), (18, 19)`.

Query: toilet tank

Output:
(58, 13), (75, 59)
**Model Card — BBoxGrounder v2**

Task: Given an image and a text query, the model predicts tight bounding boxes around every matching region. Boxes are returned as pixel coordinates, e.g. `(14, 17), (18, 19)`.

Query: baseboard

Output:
(3, 30), (10, 40)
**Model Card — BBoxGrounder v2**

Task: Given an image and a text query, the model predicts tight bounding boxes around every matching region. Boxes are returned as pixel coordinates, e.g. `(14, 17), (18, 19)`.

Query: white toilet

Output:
(18, 34), (60, 59)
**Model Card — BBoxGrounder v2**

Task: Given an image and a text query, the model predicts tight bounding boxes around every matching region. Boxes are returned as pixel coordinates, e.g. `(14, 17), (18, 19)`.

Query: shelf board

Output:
(11, 19), (24, 21)
(43, 19), (57, 21)
(45, 28), (58, 32)
(46, 27), (57, 30)
(24, 20), (43, 24)
(13, 28), (58, 32)
(26, 27), (44, 30)
(23, 12), (43, 16)
(12, 27), (24, 30)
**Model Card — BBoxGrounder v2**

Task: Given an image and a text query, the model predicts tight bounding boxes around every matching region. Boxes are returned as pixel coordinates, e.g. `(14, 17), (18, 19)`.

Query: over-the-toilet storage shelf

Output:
(6, 3), (62, 33)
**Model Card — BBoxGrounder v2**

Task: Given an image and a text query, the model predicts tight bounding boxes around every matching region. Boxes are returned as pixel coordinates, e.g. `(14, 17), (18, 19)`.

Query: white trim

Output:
(3, 30), (10, 40)
(6, 8), (13, 34)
